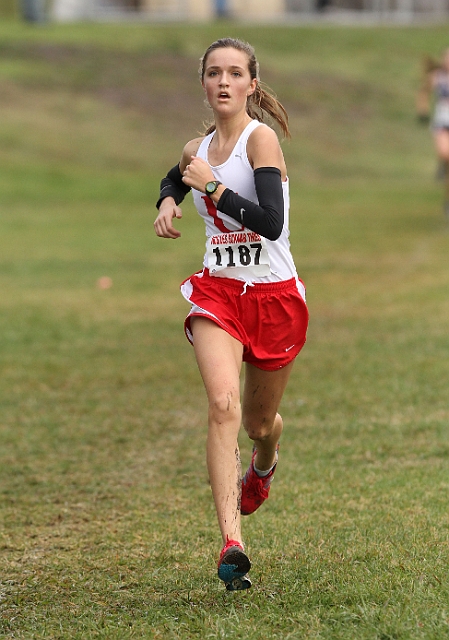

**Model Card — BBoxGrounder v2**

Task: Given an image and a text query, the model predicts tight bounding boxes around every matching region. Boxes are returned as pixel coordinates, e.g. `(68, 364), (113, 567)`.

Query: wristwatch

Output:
(205, 180), (222, 195)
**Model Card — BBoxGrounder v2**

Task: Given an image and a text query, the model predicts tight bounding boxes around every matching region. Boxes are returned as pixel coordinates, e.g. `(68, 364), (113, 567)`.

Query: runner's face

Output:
(202, 48), (257, 115)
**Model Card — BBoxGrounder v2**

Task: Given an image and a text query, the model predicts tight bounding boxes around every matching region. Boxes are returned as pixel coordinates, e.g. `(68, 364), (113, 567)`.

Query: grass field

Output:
(1, 18), (449, 639)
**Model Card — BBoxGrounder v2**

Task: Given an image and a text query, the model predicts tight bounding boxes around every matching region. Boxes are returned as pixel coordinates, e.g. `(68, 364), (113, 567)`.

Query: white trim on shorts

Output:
(185, 304), (220, 343)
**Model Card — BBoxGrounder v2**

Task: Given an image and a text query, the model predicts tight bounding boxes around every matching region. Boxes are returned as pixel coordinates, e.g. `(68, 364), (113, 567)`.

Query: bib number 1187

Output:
(212, 242), (262, 268)
(207, 236), (271, 276)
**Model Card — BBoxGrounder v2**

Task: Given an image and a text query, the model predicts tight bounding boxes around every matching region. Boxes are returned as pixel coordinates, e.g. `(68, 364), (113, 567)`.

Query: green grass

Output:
(1, 18), (449, 639)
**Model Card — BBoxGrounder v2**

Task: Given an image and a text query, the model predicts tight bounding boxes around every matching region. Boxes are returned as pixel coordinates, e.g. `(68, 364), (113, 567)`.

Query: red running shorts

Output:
(180, 269), (309, 371)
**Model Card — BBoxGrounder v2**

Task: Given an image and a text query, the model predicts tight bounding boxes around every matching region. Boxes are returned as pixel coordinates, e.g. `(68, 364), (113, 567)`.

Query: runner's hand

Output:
(182, 156), (214, 192)
(154, 197), (182, 239)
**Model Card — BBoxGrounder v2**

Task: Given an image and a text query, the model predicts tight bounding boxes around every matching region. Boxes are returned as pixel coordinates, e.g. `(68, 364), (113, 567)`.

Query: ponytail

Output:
(249, 82), (290, 139)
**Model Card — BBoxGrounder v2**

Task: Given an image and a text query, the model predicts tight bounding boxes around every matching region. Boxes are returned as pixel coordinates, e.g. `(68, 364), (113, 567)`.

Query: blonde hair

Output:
(199, 38), (291, 139)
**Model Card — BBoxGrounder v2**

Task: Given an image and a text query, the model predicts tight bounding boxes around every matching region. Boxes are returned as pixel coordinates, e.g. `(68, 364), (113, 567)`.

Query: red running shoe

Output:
(217, 538), (251, 591)
(241, 446), (279, 516)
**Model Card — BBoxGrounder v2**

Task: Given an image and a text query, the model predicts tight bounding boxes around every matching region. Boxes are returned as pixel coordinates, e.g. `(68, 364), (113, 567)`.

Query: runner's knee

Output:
(208, 390), (241, 426)
(243, 409), (284, 441)
(242, 413), (276, 441)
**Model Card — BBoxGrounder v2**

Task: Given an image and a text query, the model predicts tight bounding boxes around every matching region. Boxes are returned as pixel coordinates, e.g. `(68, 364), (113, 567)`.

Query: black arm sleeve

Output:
(156, 164), (191, 210)
(215, 167), (284, 241)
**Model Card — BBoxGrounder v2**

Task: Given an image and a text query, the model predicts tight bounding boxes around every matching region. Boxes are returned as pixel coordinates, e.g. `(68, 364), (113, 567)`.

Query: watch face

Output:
(206, 182), (215, 194)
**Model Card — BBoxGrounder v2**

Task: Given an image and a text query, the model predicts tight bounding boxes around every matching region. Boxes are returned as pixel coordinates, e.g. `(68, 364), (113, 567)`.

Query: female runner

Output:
(417, 48), (449, 218)
(154, 38), (309, 591)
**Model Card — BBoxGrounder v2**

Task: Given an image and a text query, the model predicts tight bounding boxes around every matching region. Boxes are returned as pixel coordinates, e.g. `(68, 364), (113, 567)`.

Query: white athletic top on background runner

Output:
(433, 71), (449, 129)
(191, 120), (299, 285)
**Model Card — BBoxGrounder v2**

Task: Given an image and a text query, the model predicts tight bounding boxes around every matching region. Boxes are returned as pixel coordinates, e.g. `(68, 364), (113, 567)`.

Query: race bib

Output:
(206, 231), (271, 277)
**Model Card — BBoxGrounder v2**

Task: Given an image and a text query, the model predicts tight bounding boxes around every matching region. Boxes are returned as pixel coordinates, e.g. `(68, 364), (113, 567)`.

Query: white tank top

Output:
(192, 120), (298, 284)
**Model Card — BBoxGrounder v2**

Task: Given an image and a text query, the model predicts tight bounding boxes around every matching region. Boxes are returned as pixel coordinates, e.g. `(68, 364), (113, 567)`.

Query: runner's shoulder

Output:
(182, 137), (204, 162)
